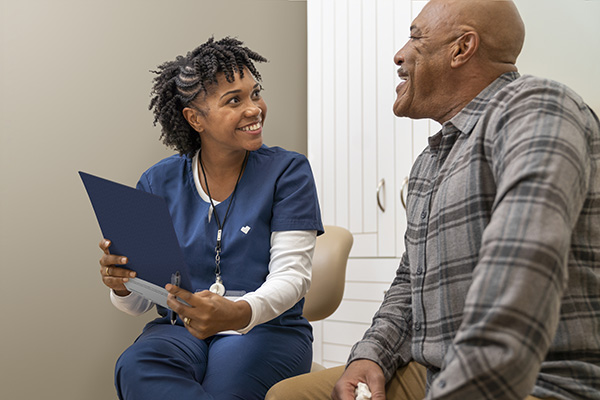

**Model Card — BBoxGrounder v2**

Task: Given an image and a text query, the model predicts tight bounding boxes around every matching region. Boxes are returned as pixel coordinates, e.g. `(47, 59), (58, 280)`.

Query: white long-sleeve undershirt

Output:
(110, 230), (315, 333)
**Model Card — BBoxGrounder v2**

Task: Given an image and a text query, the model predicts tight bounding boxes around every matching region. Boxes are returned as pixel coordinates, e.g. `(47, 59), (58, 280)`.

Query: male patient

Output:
(267, 0), (600, 399)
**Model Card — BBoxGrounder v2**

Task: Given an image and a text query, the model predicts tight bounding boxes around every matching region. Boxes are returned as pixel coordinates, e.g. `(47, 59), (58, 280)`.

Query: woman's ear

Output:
(451, 31), (479, 68)
(183, 107), (204, 133)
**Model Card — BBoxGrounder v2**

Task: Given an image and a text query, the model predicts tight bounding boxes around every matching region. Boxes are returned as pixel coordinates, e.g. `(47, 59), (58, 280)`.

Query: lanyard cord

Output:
(199, 150), (249, 279)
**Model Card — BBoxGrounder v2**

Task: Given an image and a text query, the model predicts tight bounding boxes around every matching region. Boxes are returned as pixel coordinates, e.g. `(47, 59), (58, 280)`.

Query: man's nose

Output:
(394, 48), (405, 66)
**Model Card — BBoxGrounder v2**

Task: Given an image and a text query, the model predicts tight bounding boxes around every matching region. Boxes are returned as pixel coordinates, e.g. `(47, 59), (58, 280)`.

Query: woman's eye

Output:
(228, 97), (240, 104)
(252, 90), (262, 99)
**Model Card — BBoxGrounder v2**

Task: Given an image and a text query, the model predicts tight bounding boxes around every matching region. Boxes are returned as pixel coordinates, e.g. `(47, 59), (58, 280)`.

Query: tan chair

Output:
(265, 226), (353, 400)
(304, 225), (353, 371)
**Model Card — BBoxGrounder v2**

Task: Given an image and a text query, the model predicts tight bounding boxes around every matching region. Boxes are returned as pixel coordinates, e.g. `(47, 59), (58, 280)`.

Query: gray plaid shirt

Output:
(349, 72), (600, 400)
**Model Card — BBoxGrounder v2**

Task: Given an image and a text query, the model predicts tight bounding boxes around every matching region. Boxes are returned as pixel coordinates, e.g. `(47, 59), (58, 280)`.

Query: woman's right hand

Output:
(99, 239), (136, 297)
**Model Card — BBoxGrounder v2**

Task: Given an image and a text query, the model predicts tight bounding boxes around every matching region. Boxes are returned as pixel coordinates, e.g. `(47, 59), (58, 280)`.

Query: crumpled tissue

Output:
(355, 382), (372, 400)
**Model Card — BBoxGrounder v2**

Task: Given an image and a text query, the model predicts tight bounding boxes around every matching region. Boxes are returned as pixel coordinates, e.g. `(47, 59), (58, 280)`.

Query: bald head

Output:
(426, 0), (525, 67)
(393, 0), (526, 123)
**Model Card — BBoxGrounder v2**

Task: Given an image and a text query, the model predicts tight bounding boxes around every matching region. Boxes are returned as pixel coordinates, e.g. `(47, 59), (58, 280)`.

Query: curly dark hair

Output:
(149, 37), (268, 155)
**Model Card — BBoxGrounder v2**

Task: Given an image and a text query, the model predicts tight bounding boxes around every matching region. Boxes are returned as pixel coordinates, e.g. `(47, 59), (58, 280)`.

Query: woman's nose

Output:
(245, 105), (262, 118)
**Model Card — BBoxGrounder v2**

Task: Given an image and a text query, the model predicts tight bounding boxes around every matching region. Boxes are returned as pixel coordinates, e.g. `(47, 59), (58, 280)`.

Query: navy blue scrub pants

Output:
(115, 319), (313, 400)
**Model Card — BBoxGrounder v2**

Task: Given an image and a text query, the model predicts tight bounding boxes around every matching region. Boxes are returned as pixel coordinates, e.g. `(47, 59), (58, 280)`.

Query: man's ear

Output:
(183, 107), (204, 133)
(451, 31), (479, 68)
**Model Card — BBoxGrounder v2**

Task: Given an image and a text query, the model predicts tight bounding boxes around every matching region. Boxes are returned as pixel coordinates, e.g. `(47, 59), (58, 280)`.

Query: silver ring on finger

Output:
(106, 266), (111, 277)
(184, 317), (191, 326)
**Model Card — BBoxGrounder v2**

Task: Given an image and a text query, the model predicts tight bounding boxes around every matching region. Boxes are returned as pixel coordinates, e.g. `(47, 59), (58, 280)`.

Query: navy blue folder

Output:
(79, 171), (193, 304)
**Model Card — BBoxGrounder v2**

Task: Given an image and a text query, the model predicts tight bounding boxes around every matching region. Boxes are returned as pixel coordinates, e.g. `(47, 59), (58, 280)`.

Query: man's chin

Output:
(393, 102), (409, 118)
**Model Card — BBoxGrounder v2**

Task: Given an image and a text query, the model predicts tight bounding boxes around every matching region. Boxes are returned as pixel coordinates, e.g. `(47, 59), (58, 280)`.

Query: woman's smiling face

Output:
(188, 69), (267, 155)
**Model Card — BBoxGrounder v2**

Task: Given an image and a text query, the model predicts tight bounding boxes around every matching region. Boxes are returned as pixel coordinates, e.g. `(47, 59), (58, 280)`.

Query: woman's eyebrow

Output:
(219, 84), (260, 100)
(220, 90), (241, 100)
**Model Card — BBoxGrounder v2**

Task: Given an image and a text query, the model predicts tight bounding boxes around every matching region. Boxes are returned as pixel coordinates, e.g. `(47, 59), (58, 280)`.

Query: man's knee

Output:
(265, 378), (300, 400)
(266, 373), (322, 400)
(266, 365), (346, 400)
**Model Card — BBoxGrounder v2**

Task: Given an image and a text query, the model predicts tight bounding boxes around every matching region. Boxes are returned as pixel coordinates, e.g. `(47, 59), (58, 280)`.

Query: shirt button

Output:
(414, 321), (421, 331)
(420, 211), (427, 219)
(416, 267), (423, 275)
(438, 380), (446, 388)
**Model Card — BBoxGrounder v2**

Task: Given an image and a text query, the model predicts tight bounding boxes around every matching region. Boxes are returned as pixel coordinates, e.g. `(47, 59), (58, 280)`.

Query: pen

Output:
(170, 271), (180, 325)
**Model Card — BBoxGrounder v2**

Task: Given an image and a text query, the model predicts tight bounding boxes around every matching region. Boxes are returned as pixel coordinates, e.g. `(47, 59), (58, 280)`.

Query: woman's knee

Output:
(116, 337), (204, 382)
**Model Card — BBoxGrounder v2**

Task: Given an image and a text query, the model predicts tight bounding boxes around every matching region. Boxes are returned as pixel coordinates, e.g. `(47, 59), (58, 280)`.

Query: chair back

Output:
(303, 225), (353, 321)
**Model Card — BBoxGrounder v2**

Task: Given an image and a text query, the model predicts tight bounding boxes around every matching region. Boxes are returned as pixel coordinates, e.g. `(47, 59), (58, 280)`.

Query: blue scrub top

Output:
(136, 145), (323, 328)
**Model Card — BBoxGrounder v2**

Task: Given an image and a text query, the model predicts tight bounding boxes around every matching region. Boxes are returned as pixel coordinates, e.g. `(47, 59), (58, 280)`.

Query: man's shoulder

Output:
(506, 74), (559, 89)
(505, 74), (584, 102)
(488, 73), (591, 116)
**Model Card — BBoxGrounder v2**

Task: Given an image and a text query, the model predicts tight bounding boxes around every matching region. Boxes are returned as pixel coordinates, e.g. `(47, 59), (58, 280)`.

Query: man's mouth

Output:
(397, 67), (409, 84)
(396, 76), (408, 92)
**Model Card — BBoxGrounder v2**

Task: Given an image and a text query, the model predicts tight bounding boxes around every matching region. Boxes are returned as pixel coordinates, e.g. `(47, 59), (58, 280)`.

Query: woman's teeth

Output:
(240, 122), (261, 131)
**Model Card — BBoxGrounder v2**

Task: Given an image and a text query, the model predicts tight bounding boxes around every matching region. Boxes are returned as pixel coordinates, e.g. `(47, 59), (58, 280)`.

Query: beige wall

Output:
(514, 0), (600, 113)
(0, 1), (306, 399)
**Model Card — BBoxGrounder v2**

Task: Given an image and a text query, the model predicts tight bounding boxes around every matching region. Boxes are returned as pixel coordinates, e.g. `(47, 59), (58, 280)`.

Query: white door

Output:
(308, 0), (439, 258)
(307, 0), (441, 367)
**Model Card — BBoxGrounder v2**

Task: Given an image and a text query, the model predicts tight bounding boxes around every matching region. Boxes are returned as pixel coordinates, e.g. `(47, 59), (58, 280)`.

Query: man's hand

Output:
(332, 359), (386, 400)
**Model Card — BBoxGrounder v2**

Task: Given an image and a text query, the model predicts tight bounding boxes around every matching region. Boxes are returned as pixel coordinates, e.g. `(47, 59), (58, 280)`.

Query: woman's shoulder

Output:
(252, 144), (308, 166)
(142, 153), (191, 177)
(248, 145), (316, 189)
(138, 153), (192, 193)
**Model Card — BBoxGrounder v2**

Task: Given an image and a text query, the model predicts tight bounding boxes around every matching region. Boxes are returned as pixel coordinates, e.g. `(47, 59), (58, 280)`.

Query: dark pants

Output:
(116, 320), (312, 400)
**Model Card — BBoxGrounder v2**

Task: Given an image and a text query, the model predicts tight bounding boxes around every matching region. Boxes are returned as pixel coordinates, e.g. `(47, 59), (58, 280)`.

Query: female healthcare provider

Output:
(98, 36), (323, 400)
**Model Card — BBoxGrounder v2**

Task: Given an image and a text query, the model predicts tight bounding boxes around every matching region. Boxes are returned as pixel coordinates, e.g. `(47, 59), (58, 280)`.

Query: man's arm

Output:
(428, 82), (596, 399)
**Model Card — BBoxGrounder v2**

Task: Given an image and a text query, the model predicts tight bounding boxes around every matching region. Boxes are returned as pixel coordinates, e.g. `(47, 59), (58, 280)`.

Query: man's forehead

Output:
(410, 17), (431, 35)
(411, 2), (440, 32)
(411, 1), (456, 36)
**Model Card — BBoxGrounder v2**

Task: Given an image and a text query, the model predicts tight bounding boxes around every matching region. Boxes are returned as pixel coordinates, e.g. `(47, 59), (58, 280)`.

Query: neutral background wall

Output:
(1, 0), (598, 399)
(514, 0), (600, 113)
(0, 1), (307, 399)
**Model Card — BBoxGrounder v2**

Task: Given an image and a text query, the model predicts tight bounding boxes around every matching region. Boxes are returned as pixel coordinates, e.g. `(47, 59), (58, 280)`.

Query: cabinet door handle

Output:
(376, 178), (386, 212)
(400, 176), (408, 210)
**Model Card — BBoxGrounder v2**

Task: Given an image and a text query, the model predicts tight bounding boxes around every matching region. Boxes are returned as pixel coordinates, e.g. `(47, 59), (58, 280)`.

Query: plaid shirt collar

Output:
(429, 72), (521, 150)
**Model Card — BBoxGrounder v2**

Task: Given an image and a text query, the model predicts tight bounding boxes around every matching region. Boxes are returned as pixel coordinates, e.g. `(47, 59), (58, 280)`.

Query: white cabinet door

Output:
(308, 0), (416, 258)
(307, 0), (440, 366)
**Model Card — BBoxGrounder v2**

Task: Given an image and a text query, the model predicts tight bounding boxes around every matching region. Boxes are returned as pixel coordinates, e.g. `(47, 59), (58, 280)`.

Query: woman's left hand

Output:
(165, 284), (252, 339)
